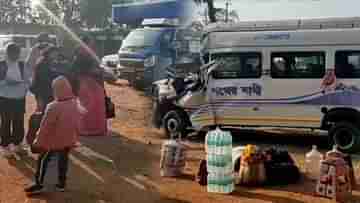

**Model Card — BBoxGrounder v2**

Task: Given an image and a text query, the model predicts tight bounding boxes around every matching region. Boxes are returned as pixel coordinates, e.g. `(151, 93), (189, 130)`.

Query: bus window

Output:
(271, 52), (325, 79)
(335, 51), (360, 78)
(212, 52), (262, 79)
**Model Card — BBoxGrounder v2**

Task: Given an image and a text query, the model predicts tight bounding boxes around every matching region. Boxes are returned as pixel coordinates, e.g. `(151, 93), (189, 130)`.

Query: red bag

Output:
(26, 112), (43, 145)
(30, 143), (46, 154)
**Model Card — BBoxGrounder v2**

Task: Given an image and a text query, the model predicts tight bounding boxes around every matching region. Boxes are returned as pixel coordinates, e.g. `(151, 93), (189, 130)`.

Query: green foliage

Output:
(80, 0), (112, 28)
(0, 0), (32, 24)
(32, 0), (81, 26)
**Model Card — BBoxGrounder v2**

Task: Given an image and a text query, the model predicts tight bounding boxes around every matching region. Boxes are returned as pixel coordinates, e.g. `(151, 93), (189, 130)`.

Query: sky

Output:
(206, 0), (360, 21)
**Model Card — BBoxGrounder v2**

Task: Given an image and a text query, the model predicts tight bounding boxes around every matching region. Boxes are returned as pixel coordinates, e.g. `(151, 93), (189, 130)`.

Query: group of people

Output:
(0, 32), (110, 194)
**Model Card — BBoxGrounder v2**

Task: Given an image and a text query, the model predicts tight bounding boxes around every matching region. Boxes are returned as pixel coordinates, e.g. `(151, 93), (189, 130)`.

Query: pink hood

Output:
(35, 76), (81, 151)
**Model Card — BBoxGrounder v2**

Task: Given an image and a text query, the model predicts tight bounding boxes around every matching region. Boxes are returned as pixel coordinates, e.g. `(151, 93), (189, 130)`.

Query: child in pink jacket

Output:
(25, 76), (81, 194)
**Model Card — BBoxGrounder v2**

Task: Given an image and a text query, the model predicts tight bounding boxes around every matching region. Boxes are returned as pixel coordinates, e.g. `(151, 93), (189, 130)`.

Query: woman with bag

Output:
(72, 36), (114, 136)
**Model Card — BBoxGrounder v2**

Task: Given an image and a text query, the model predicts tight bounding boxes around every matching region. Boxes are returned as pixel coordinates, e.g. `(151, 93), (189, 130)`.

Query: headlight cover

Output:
(144, 55), (156, 67)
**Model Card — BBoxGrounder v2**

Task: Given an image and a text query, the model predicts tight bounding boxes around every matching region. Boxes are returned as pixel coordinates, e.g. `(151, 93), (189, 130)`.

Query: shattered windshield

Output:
(121, 29), (163, 49)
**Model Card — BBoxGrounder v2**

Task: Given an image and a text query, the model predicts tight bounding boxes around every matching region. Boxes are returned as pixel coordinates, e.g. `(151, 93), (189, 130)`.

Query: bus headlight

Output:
(144, 55), (156, 67)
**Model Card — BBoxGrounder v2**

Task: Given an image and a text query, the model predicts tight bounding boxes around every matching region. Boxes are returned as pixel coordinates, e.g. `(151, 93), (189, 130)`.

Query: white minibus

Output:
(152, 17), (360, 153)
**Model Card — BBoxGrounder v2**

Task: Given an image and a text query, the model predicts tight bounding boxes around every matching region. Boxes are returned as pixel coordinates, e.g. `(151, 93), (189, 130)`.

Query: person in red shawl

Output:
(71, 36), (108, 136)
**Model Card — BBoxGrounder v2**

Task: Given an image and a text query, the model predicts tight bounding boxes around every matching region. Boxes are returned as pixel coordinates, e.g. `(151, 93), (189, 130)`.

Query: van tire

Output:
(329, 121), (360, 153)
(163, 110), (188, 138)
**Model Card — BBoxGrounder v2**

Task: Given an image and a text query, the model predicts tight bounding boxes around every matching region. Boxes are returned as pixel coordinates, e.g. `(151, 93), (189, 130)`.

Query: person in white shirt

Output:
(0, 43), (31, 157)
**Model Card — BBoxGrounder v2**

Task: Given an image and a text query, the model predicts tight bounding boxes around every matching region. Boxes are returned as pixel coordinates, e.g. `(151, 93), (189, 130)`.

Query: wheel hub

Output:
(167, 118), (179, 133)
(334, 128), (355, 150)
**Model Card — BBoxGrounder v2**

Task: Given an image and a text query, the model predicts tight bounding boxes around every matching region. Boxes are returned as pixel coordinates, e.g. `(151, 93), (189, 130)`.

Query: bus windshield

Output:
(121, 29), (163, 49)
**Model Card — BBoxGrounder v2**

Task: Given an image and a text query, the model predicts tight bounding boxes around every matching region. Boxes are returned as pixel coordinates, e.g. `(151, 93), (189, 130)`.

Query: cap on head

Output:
(6, 43), (20, 61)
(52, 76), (74, 100)
(6, 42), (20, 54)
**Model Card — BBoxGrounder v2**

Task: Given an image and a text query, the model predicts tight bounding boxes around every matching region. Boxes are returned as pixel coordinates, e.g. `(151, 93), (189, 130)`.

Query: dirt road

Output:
(1, 81), (360, 203)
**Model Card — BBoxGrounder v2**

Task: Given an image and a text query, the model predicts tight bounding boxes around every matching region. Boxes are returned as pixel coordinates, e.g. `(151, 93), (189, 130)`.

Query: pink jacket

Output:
(35, 76), (81, 151)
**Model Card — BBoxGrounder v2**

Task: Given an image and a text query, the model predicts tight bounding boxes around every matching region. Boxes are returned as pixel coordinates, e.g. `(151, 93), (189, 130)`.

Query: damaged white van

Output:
(152, 17), (360, 153)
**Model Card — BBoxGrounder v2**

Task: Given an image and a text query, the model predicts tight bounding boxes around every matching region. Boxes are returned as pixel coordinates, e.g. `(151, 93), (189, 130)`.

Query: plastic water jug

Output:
(160, 139), (187, 177)
(304, 145), (323, 180)
(205, 127), (233, 194)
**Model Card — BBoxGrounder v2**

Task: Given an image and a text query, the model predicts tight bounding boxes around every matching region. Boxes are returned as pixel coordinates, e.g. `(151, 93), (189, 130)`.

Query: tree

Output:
(32, 0), (61, 25)
(0, 0), (32, 24)
(193, 0), (217, 23)
(31, 0), (80, 26)
(80, 0), (112, 28)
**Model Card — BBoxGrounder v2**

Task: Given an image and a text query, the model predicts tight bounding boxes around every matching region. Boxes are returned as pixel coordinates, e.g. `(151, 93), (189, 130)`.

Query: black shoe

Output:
(55, 184), (65, 192)
(24, 184), (44, 194)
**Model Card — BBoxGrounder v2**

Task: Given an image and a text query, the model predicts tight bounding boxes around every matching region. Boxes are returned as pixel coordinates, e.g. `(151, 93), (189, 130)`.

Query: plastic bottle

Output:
(305, 145), (323, 180)
(207, 173), (212, 192)
(205, 131), (212, 154)
(214, 129), (219, 154)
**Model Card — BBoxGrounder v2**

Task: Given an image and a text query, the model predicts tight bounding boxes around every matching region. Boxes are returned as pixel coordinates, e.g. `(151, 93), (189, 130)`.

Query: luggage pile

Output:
(237, 145), (266, 186)
(316, 145), (354, 202)
(263, 147), (301, 185)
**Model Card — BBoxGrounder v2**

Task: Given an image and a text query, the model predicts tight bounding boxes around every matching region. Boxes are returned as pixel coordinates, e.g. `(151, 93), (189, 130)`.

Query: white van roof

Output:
(203, 17), (360, 50)
(205, 17), (360, 33)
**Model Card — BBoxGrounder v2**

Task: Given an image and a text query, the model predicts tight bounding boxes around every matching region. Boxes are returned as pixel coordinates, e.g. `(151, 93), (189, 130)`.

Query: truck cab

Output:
(118, 18), (201, 90)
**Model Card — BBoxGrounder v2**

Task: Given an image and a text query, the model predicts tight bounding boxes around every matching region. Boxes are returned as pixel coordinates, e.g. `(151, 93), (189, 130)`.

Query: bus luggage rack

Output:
(205, 17), (360, 33)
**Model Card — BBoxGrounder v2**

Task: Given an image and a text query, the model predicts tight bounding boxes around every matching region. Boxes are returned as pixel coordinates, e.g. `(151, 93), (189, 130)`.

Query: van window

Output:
(0, 37), (13, 47)
(212, 52), (262, 79)
(13, 37), (27, 48)
(0, 37), (10, 47)
(271, 52), (325, 79)
(335, 51), (360, 78)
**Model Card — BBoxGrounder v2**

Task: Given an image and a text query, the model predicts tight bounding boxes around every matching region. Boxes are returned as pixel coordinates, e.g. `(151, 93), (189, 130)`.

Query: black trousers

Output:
(35, 149), (70, 186)
(0, 98), (25, 147)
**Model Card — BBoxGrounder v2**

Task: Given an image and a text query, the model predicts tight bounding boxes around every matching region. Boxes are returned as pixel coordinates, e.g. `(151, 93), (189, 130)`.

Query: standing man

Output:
(0, 43), (31, 157)
(25, 32), (54, 79)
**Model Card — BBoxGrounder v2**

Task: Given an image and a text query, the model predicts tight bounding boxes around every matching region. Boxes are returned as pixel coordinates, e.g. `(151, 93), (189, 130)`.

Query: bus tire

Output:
(329, 121), (360, 153)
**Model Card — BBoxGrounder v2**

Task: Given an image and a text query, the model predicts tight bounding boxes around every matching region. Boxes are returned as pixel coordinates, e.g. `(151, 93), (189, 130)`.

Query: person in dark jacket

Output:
(30, 46), (61, 112)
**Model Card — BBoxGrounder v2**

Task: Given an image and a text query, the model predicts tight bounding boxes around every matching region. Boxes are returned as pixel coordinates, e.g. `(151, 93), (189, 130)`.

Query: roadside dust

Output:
(1, 80), (360, 203)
